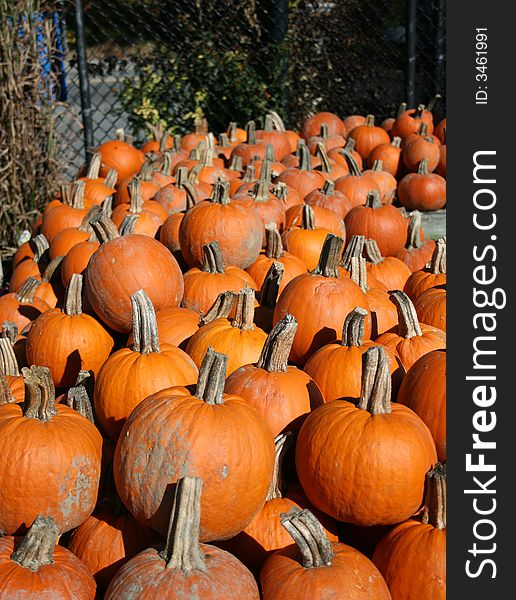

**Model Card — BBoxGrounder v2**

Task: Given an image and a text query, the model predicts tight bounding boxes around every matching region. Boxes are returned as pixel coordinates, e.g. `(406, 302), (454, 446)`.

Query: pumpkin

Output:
(343, 114), (367, 136)
(363, 160), (397, 204)
(273, 234), (371, 365)
(296, 346), (437, 525)
(179, 181), (263, 269)
(94, 290), (198, 440)
(0, 515), (96, 599)
(0, 366), (102, 535)
(47, 206), (96, 260)
(313, 141), (349, 181)
(114, 350), (275, 540)
(404, 237), (447, 300)
(345, 190), (406, 257)
(403, 127), (441, 172)
(60, 239), (100, 288)
(0, 278), (51, 335)
(271, 180), (302, 209)
(307, 123), (346, 154)
(435, 118), (446, 143)
(260, 507), (391, 600)
(8, 234), (49, 292)
(186, 288), (267, 376)
(230, 120), (266, 166)
(182, 241), (258, 316)
(368, 136), (403, 176)
(348, 114), (390, 161)
(40, 181), (89, 244)
(373, 464), (446, 600)
(398, 158), (446, 211)
(282, 205), (336, 271)
(396, 210), (436, 271)
(268, 111), (300, 153)
(97, 131), (145, 180)
(414, 285), (446, 332)
(380, 102), (406, 134)
(227, 121), (248, 145)
(12, 233), (48, 269)
(376, 290), (446, 371)
(79, 153), (117, 206)
(140, 120), (174, 154)
(225, 314), (324, 436)
(334, 150), (380, 208)
(158, 182), (199, 258)
(363, 238), (412, 290)
(304, 179), (353, 220)
(304, 307), (402, 402)
(105, 477), (260, 599)
(0, 333), (24, 403)
(152, 166), (190, 214)
(391, 103), (435, 139)
(26, 274), (114, 388)
(281, 139), (321, 170)
(397, 350), (446, 462)
(85, 211), (184, 333)
(284, 201), (346, 238)
(300, 111), (346, 140)
(252, 261), (285, 333)
(180, 117), (212, 152)
(193, 148), (231, 184)
(276, 144), (326, 198)
(327, 137), (364, 171)
(436, 135), (447, 177)
(114, 159), (161, 206)
(256, 114), (292, 161)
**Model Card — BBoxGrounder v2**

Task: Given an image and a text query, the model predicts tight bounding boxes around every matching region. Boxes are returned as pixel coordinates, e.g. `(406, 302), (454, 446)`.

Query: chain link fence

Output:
(53, 0), (445, 173)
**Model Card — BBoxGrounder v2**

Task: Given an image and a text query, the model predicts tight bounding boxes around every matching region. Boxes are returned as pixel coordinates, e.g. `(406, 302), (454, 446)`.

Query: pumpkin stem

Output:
(267, 432), (294, 501)
(41, 255), (64, 283)
(64, 273), (84, 316)
(200, 291), (237, 326)
(128, 178), (144, 214)
(90, 212), (120, 243)
(349, 256), (368, 293)
(264, 143), (275, 165)
(11, 514), (59, 572)
(210, 181), (231, 205)
(0, 373), (15, 405)
(364, 190), (382, 209)
(175, 166), (188, 189)
(218, 133), (229, 149)
(232, 288), (256, 331)
(86, 153), (101, 179)
(251, 178), (270, 203)
(29, 234), (49, 264)
(66, 372), (95, 423)
(130, 290), (160, 354)
(194, 118), (208, 135)
(319, 123), (329, 139)
(372, 160), (383, 172)
(264, 114), (275, 132)
(159, 151), (173, 177)
(269, 111), (286, 132)
(426, 94), (441, 112)
(301, 204), (316, 230)
(201, 241), (225, 274)
(15, 277), (41, 303)
(365, 114), (375, 127)
(414, 104), (425, 119)
(101, 196), (114, 218)
(363, 239), (384, 265)
(417, 158), (429, 175)
(341, 235), (365, 271)
(406, 211), (423, 249)
(78, 206), (100, 232)
(183, 181), (200, 210)
(228, 155), (243, 173)
(246, 120), (257, 145)
(227, 122), (238, 142)
(0, 337), (19, 376)
(195, 347), (227, 405)
(418, 122), (429, 136)
(119, 214), (138, 235)
(338, 149), (361, 177)
(160, 476), (206, 573)
(272, 181), (288, 203)
(1, 321), (18, 345)
(311, 234), (344, 278)
(342, 307), (367, 347)
(343, 138), (356, 152)
(390, 290), (423, 338)
(22, 365), (57, 422)
(258, 261), (284, 310)
(422, 463), (446, 530)
(430, 237), (446, 274)
(396, 102), (408, 118)
(391, 136), (402, 148)
(357, 346), (392, 414)
(257, 313), (297, 373)
(242, 164), (256, 183)
(314, 142), (332, 173)
(265, 223), (284, 259)
(298, 143), (311, 171)
(70, 180), (86, 209)
(280, 507), (335, 568)
(139, 156), (158, 181)
(104, 168), (118, 188)
(321, 179), (334, 196)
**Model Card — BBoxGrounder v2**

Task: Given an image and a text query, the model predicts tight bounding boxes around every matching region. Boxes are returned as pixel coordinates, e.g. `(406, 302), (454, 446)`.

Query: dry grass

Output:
(0, 0), (63, 261)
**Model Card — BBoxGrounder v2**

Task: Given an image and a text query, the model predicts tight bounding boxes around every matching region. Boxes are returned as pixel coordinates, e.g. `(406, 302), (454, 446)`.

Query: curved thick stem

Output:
(232, 288), (256, 331)
(390, 290), (423, 338)
(280, 507), (335, 568)
(228, 155), (243, 173)
(139, 156), (158, 181)
(363, 239), (384, 265)
(430, 237), (446, 274)
(22, 366), (57, 421)
(406, 211), (423, 249)
(160, 476), (206, 573)
(342, 307), (367, 347)
(314, 142), (332, 173)
(298, 143), (311, 171)
(201, 242), (225, 274)
(11, 515), (59, 572)
(130, 290), (160, 354)
(182, 181), (200, 210)
(349, 256), (368, 293)
(86, 153), (101, 179)
(29, 234), (49, 263)
(210, 181), (231, 205)
(0, 337), (19, 376)
(90, 212), (120, 243)
(242, 164), (256, 183)
(0, 373), (15, 405)
(67, 382), (95, 423)
(341, 235), (365, 271)
(104, 168), (118, 188)
(417, 158), (429, 175)
(372, 160), (384, 172)
(175, 167), (188, 189)
(364, 190), (382, 209)
(257, 313), (297, 372)
(312, 234), (343, 278)
(42, 256), (64, 283)
(422, 463), (446, 530)
(128, 178), (144, 214)
(338, 149), (361, 177)
(356, 346), (392, 414)
(265, 223), (284, 259)
(321, 179), (334, 196)
(365, 114), (375, 127)
(15, 278), (41, 303)
(301, 204), (316, 230)
(258, 261), (284, 310)
(426, 94), (442, 112)
(200, 291), (237, 325)
(70, 180), (85, 209)
(119, 214), (138, 235)
(267, 431), (294, 500)
(195, 347), (227, 405)
(251, 180), (270, 203)
(64, 274), (84, 316)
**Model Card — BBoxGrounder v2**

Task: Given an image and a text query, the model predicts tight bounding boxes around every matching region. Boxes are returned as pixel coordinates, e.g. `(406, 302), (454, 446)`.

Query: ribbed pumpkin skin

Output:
(366, 289), (399, 339)
(85, 235), (184, 333)
(225, 365), (324, 436)
(295, 401), (437, 526)
(94, 343), (199, 441)
(104, 544), (260, 600)
(413, 286), (446, 331)
(300, 112), (346, 140)
(273, 274), (372, 365)
(367, 258), (411, 291)
(261, 541), (391, 600)
(397, 350), (446, 462)
(0, 535), (97, 599)
(375, 325), (446, 371)
(97, 140), (145, 180)
(114, 391), (275, 541)
(26, 309), (114, 388)
(373, 520), (446, 600)
(404, 270), (446, 301)
(246, 252), (307, 295)
(396, 240), (436, 272)
(61, 241), (100, 287)
(344, 206), (407, 258)
(49, 228), (90, 260)
(68, 508), (161, 593)
(0, 403), (102, 535)
(282, 226), (334, 271)
(0, 293), (51, 335)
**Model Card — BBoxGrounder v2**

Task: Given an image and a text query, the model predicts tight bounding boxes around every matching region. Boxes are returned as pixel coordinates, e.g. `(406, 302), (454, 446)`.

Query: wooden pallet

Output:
(420, 209), (446, 240)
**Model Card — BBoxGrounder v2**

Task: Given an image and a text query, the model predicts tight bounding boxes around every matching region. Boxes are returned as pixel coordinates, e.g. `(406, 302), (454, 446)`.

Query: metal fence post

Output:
(74, 0), (94, 164)
(405, 0), (417, 107)
(434, 0), (446, 101)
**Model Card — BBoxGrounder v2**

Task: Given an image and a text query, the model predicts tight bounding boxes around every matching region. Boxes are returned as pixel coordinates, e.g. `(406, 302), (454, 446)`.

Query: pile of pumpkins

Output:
(0, 103), (446, 599)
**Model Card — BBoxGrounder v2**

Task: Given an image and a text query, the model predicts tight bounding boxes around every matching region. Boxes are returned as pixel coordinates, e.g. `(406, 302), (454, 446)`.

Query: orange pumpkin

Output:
(404, 237), (447, 300)
(414, 284), (446, 332)
(396, 210), (436, 272)
(363, 238), (412, 290)
(97, 133), (145, 180)
(348, 114), (390, 161)
(334, 150), (380, 208)
(368, 136), (403, 176)
(230, 120), (266, 166)
(0, 278), (51, 335)
(398, 158), (446, 211)
(300, 111), (346, 140)
(276, 144), (326, 198)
